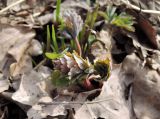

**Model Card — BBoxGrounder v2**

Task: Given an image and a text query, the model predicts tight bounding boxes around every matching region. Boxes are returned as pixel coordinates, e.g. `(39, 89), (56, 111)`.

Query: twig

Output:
(34, 59), (47, 70)
(121, 0), (160, 15)
(0, 0), (26, 14)
(39, 98), (115, 105)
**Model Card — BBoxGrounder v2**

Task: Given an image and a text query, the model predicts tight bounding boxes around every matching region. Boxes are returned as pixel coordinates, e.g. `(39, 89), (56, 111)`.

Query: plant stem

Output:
(75, 37), (82, 56)
(61, 38), (66, 50)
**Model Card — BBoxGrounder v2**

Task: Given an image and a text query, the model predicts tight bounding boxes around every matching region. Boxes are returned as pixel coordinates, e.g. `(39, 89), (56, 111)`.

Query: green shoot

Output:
(111, 13), (135, 32)
(45, 52), (62, 60)
(70, 39), (75, 50)
(46, 25), (51, 51)
(99, 6), (135, 32)
(61, 37), (66, 50)
(90, 5), (99, 29)
(52, 25), (59, 53)
(56, 0), (61, 23)
(79, 6), (99, 56)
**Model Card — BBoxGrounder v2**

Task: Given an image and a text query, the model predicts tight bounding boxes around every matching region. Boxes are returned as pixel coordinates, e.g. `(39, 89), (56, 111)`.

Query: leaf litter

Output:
(0, 0), (160, 119)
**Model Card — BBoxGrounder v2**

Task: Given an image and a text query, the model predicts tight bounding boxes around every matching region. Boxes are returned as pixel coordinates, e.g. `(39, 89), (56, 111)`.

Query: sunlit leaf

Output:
(45, 52), (62, 60)
(45, 48), (68, 60)
(111, 13), (135, 32)
(99, 6), (135, 32)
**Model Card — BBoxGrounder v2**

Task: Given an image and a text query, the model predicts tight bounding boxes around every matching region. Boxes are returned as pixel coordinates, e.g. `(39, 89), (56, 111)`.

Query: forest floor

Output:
(0, 0), (160, 119)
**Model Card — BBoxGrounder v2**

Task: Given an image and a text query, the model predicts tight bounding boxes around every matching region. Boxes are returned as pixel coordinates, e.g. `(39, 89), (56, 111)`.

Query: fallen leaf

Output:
(0, 74), (9, 93)
(75, 69), (135, 119)
(0, 24), (36, 77)
(12, 70), (51, 105)
(128, 11), (158, 49)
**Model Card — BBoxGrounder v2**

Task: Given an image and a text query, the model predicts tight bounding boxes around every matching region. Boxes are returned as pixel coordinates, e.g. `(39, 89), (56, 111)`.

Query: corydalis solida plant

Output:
(60, 9), (83, 56)
(52, 51), (111, 91)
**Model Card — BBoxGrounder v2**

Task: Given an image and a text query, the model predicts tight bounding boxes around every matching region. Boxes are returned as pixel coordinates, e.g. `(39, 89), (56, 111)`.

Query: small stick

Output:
(0, 0), (26, 14)
(75, 37), (82, 56)
(121, 0), (160, 15)
(34, 59), (47, 70)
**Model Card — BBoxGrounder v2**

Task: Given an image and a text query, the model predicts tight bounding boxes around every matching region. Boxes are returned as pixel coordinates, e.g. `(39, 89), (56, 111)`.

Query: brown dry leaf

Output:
(75, 69), (135, 119)
(128, 10), (158, 49)
(9, 55), (33, 77)
(96, 0), (122, 6)
(0, 24), (43, 77)
(137, 14), (157, 49)
(0, 24), (34, 63)
(121, 52), (160, 119)
(27, 102), (67, 119)
(61, 0), (90, 11)
(0, 24), (35, 75)
(97, 30), (112, 50)
(12, 70), (52, 105)
(9, 39), (42, 77)
(27, 86), (101, 119)
(0, 74), (9, 93)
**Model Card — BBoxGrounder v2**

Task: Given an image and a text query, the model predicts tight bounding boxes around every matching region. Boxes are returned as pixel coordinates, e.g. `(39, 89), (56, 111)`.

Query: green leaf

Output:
(45, 48), (68, 59)
(106, 6), (117, 23)
(45, 52), (62, 60)
(52, 25), (59, 53)
(100, 6), (135, 32)
(90, 5), (99, 29)
(88, 34), (96, 45)
(46, 25), (51, 51)
(98, 11), (108, 20)
(111, 13), (135, 31)
(51, 70), (69, 87)
(56, 0), (61, 22)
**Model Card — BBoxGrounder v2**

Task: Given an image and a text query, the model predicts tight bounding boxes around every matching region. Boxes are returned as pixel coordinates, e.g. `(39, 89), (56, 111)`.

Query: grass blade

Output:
(46, 25), (51, 51)
(52, 25), (59, 53)
(56, 0), (61, 22)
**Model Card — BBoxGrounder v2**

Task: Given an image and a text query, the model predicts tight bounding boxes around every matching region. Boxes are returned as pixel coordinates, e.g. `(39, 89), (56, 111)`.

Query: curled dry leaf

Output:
(0, 24), (43, 77)
(128, 11), (158, 49)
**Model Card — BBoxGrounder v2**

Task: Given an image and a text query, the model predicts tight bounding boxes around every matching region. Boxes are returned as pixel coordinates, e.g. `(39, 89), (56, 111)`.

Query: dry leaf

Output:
(75, 69), (135, 119)
(27, 103), (67, 119)
(121, 52), (160, 119)
(0, 74), (9, 93)
(128, 11), (158, 49)
(0, 24), (36, 77)
(12, 70), (51, 105)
